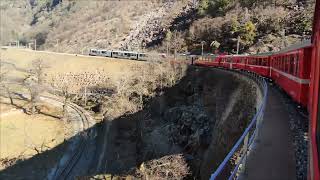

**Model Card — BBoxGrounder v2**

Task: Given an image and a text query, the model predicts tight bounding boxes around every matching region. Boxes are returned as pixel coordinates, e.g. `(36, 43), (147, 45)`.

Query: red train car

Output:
(194, 1), (319, 178)
(220, 56), (233, 69)
(308, 0), (320, 179)
(270, 46), (312, 107)
(233, 56), (247, 70)
(245, 55), (270, 77)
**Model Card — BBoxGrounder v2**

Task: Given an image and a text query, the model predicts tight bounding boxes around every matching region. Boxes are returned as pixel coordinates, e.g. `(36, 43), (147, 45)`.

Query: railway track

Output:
(41, 96), (92, 180)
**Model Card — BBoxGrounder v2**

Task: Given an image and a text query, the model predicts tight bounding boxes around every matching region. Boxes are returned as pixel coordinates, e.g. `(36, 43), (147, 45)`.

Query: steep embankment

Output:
(92, 67), (261, 179)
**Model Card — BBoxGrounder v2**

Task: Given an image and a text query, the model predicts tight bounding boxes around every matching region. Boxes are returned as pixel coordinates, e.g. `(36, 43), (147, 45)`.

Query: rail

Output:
(209, 69), (268, 180)
(44, 96), (92, 180)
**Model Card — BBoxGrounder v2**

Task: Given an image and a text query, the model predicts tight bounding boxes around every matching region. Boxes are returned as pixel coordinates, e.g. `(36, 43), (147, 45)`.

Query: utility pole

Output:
(56, 39), (59, 52)
(34, 39), (37, 51)
(201, 41), (205, 60)
(236, 36), (240, 54)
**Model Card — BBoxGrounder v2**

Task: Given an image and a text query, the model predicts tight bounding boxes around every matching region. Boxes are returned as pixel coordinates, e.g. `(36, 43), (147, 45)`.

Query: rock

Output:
(163, 104), (213, 149)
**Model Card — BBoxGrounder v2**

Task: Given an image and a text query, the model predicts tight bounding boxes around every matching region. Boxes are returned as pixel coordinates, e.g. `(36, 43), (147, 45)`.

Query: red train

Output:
(195, 1), (320, 178)
(197, 42), (313, 107)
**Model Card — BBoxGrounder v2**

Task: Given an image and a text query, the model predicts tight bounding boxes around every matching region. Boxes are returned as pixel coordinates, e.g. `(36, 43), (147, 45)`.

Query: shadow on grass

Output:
(0, 93), (61, 119)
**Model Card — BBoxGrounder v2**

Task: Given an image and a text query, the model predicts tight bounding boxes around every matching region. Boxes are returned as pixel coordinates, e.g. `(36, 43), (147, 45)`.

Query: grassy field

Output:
(0, 47), (146, 81)
(0, 103), (65, 160)
(0, 95), (68, 160)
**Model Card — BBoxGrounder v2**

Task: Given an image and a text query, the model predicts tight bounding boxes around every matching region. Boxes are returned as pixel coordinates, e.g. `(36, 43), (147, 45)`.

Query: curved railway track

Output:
(41, 96), (92, 180)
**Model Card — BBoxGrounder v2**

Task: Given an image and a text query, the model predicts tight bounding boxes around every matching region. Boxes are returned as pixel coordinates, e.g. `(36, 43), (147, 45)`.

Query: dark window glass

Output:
(295, 54), (300, 76)
(290, 55), (294, 75)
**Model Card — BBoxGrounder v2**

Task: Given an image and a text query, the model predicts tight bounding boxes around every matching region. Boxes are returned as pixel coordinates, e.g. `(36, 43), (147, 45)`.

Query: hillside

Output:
(0, 0), (194, 53)
(184, 0), (316, 54)
(0, 0), (315, 54)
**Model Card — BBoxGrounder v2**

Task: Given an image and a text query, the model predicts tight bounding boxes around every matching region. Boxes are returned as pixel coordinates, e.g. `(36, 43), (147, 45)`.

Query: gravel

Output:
(275, 85), (308, 180)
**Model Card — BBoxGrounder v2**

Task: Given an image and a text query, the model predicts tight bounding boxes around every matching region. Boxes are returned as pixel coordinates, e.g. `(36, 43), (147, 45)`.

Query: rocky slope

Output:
(88, 67), (260, 179)
(0, 0), (195, 53)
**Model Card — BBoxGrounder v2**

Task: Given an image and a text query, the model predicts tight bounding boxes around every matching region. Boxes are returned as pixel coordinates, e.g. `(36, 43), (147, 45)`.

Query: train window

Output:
(287, 56), (291, 73)
(262, 59), (266, 66)
(289, 55), (295, 75)
(288, 56), (291, 73)
(295, 54), (300, 76)
(282, 57), (285, 71)
(284, 56), (289, 73)
(285, 56), (288, 73)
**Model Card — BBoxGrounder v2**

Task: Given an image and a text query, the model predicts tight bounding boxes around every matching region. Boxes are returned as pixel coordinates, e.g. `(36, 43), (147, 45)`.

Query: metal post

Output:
(56, 39), (59, 52)
(201, 41), (205, 61)
(236, 36), (240, 54)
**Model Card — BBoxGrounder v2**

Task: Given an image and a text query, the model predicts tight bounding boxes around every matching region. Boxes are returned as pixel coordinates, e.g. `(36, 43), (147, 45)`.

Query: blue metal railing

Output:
(210, 71), (268, 180)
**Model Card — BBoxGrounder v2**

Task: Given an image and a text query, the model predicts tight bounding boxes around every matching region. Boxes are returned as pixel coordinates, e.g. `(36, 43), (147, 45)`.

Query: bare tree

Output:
(0, 60), (13, 105)
(50, 70), (109, 119)
(50, 73), (75, 119)
(163, 30), (187, 60)
(23, 59), (49, 114)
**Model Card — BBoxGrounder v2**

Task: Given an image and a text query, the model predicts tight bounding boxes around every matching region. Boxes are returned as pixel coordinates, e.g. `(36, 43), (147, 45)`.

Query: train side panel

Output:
(309, 0), (320, 178)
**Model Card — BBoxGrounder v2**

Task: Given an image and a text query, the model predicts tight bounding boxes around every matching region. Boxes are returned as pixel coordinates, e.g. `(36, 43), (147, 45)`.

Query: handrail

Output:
(209, 70), (268, 180)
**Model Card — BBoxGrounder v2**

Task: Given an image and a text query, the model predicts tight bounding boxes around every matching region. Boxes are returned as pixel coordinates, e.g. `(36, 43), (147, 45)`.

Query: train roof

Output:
(218, 40), (312, 58)
(273, 39), (312, 54)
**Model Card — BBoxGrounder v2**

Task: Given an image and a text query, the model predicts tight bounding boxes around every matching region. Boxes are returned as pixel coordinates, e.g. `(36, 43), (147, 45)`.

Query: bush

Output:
(240, 21), (257, 45)
(198, 0), (233, 17)
(252, 6), (287, 35)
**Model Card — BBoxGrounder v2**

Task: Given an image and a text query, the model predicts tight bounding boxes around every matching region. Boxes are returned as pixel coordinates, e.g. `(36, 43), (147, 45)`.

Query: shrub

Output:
(198, 0), (233, 17)
(239, 21), (257, 45)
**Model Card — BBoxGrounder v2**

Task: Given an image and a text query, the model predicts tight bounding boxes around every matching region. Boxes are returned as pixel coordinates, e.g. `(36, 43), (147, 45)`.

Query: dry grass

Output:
(0, 101), (65, 161)
(135, 154), (190, 180)
(1, 48), (188, 121)
(0, 47), (146, 81)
